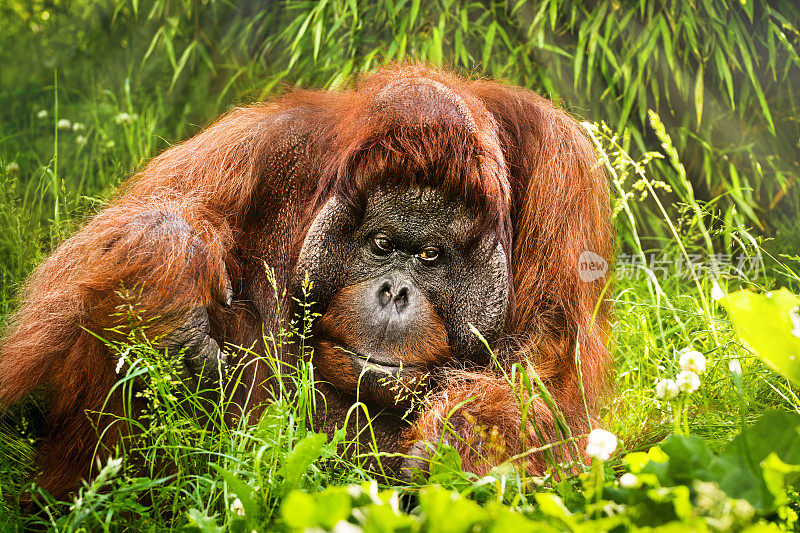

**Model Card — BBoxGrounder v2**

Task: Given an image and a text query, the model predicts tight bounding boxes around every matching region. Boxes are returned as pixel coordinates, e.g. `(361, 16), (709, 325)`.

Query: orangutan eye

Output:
(418, 246), (440, 263)
(371, 234), (393, 255)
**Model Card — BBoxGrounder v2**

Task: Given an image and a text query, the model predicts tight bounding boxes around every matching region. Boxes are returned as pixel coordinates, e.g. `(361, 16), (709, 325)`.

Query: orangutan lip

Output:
(351, 351), (403, 370)
(327, 341), (407, 371)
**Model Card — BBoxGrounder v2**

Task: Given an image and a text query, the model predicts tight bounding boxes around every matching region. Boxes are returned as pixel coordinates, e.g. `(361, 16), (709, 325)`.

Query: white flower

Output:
(728, 358), (742, 375)
(679, 349), (706, 374)
(115, 355), (125, 374)
(676, 370), (701, 393)
(586, 428), (617, 461)
(230, 497), (244, 516)
(790, 307), (800, 339)
(115, 112), (132, 125)
(72, 122), (85, 132)
(711, 280), (724, 301)
(332, 520), (362, 533)
(57, 118), (72, 130)
(5, 162), (20, 174)
(655, 378), (679, 401)
(36, 109), (48, 119)
(75, 135), (87, 147)
(619, 473), (638, 488)
(105, 140), (115, 149)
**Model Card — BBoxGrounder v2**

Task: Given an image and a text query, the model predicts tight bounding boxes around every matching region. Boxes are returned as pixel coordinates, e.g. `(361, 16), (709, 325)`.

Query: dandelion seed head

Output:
(655, 378), (679, 401)
(619, 473), (638, 488)
(676, 370), (701, 393)
(679, 349), (706, 374)
(586, 428), (617, 461)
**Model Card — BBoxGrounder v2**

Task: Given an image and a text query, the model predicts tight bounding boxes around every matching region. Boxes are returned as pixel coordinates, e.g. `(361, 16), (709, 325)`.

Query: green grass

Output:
(2, 2), (800, 531)
(1, 82), (799, 532)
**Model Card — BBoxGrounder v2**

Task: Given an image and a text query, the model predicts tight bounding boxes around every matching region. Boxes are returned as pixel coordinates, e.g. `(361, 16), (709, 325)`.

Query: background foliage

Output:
(2, 0), (800, 531)
(2, 0), (799, 252)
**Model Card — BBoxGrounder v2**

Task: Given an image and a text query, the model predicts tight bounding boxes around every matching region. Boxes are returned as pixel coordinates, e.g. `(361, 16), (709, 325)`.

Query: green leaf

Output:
(279, 432), (328, 491)
(170, 41), (197, 90)
(719, 288), (800, 386)
(419, 486), (486, 533)
(483, 22), (497, 69)
(186, 508), (224, 533)
(409, 0), (421, 29)
(210, 464), (260, 521)
(314, 487), (353, 529)
(534, 493), (577, 530)
(281, 490), (317, 529)
(693, 64), (704, 127)
(717, 411), (800, 510)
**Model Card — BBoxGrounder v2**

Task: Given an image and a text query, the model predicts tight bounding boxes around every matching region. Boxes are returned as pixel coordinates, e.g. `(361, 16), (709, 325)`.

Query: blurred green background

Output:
(0, 0), (799, 286)
(1, 2), (800, 528)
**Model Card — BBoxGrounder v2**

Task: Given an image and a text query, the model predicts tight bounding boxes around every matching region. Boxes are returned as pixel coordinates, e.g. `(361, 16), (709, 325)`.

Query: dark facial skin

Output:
(295, 187), (509, 407)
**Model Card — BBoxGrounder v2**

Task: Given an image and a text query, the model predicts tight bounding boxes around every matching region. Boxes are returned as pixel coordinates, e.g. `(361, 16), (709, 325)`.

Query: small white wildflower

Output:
(655, 378), (679, 401)
(5, 162), (20, 174)
(711, 280), (724, 301)
(332, 520), (362, 533)
(115, 355), (125, 374)
(70, 496), (83, 511)
(57, 118), (72, 130)
(115, 112), (132, 125)
(586, 428), (617, 461)
(72, 122), (85, 132)
(619, 473), (638, 488)
(105, 140), (115, 149)
(676, 370), (701, 393)
(728, 358), (742, 375)
(679, 349), (706, 374)
(75, 135), (87, 147)
(36, 109), (48, 119)
(230, 497), (244, 516)
(790, 307), (800, 339)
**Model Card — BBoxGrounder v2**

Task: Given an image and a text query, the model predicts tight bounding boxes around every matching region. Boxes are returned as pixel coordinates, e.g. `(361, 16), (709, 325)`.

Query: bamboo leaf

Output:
(694, 64), (704, 128)
(312, 17), (322, 61)
(737, 38), (776, 134)
(713, 46), (735, 109)
(482, 22), (497, 68)
(409, 0), (420, 29)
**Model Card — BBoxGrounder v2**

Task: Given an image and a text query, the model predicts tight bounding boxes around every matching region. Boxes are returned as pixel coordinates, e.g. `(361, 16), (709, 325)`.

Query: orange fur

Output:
(0, 63), (612, 496)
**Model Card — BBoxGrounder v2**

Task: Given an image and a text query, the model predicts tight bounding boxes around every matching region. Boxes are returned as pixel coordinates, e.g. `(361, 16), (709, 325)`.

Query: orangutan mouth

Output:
(331, 343), (412, 375)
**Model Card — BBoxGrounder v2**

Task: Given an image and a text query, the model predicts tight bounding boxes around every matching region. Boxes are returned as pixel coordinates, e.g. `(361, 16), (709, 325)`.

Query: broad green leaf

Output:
(210, 464), (260, 521)
(314, 487), (353, 529)
(279, 432), (328, 490)
(281, 490), (317, 529)
(185, 508), (224, 533)
(534, 493), (578, 530)
(420, 486), (486, 533)
(719, 288), (800, 386)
